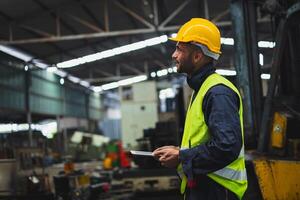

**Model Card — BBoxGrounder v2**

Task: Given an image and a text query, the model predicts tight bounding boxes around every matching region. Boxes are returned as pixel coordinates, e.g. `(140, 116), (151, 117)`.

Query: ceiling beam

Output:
(113, 0), (155, 29)
(64, 12), (103, 32)
(85, 75), (134, 83)
(92, 68), (115, 77)
(153, 0), (159, 26)
(121, 63), (144, 74)
(159, 0), (192, 28)
(20, 25), (55, 37)
(204, 0), (209, 19)
(0, 28), (154, 44)
(76, 0), (105, 30)
(212, 9), (230, 22)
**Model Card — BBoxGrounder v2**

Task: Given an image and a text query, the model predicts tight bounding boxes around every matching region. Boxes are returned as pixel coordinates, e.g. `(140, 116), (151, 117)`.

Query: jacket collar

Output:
(187, 62), (215, 92)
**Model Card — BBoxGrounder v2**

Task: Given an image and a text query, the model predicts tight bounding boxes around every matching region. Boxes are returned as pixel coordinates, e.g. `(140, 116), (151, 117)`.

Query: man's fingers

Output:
(159, 155), (166, 162)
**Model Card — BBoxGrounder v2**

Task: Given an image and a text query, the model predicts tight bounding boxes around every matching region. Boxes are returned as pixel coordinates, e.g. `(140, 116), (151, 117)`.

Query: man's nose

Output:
(172, 51), (177, 60)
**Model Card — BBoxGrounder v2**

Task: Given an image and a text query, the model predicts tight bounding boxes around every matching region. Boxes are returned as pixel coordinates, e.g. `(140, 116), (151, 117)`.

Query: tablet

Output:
(130, 150), (153, 157)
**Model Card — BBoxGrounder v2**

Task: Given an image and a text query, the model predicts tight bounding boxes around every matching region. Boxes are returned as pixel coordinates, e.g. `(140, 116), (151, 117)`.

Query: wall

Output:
(120, 81), (158, 148)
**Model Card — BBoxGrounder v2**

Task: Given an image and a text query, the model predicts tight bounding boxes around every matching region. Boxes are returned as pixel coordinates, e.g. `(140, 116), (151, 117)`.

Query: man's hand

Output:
(153, 146), (180, 168)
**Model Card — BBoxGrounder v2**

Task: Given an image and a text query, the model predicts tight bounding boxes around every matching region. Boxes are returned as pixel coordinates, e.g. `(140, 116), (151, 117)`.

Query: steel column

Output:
(230, 0), (262, 146)
(257, 20), (287, 152)
(25, 69), (33, 147)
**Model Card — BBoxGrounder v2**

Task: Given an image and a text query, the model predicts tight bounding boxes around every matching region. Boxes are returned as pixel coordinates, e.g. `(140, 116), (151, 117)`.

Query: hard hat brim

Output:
(168, 37), (188, 43)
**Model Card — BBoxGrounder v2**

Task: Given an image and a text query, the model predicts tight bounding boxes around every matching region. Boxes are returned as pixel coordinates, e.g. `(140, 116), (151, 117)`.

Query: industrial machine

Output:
(231, 1), (300, 199)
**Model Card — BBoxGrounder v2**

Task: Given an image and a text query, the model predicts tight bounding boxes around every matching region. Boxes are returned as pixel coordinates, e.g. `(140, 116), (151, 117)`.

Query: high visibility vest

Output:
(177, 73), (248, 200)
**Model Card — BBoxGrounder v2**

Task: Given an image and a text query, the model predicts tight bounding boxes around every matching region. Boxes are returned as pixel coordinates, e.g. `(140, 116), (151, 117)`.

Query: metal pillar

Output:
(230, 0), (262, 146)
(25, 69), (33, 147)
(257, 20), (287, 152)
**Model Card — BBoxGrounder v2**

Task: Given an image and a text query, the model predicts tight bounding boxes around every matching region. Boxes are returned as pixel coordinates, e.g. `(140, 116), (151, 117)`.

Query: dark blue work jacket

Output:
(179, 63), (242, 200)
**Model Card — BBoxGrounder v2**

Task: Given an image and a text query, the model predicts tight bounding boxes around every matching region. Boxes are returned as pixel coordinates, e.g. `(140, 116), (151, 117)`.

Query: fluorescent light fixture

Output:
(0, 45), (33, 62)
(261, 73), (271, 79)
(150, 72), (156, 78)
(101, 82), (119, 90)
(60, 78), (64, 85)
(93, 75), (148, 92)
(54, 69), (68, 77)
(259, 53), (264, 66)
(258, 41), (275, 48)
(68, 75), (80, 83)
(159, 88), (175, 99)
(79, 80), (90, 87)
(35, 62), (48, 69)
(171, 33), (177, 38)
(157, 69), (168, 77)
(47, 67), (57, 72)
(92, 86), (103, 93)
(57, 58), (83, 68)
(0, 122), (57, 139)
(118, 75), (147, 86)
(56, 35), (168, 69)
(216, 69), (237, 76)
(221, 37), (234, 45)
(151, 67), (177, 79)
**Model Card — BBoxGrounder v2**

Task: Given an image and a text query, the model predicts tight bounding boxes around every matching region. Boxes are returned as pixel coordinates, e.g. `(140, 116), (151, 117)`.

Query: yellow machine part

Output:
(271, 112), (287, 148)
(253, 159), (300, 200)
(77, 174), (90, 186)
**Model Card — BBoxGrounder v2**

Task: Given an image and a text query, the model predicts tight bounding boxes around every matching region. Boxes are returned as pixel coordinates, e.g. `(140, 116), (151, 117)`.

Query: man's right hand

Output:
(153, 146), (180, 168)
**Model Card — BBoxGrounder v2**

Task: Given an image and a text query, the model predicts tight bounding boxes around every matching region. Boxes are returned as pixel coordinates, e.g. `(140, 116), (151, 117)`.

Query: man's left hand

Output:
(153, 146), (180, 168)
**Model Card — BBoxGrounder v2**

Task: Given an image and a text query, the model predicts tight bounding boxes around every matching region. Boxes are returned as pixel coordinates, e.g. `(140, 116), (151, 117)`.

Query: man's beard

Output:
(176, 56), (194, 74)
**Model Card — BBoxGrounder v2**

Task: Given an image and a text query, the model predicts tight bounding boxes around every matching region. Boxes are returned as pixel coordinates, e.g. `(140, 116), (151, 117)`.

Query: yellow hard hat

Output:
(170, 18), (221, 60)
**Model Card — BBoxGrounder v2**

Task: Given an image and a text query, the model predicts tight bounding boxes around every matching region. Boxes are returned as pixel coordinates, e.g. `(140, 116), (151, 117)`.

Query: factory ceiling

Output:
(0, 0), (274, 86)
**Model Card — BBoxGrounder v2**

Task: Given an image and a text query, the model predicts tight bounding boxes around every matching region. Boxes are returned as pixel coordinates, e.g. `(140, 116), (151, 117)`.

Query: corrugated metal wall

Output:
(0, 56), (25, 111)
(0, 52), (102, 120)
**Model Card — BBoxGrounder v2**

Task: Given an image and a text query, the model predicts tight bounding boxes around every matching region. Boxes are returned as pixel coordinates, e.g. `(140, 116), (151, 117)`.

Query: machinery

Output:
(230, 1), (300, 199)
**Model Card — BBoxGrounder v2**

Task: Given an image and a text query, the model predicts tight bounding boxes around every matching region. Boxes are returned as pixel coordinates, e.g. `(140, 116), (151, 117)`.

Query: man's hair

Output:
(187, 43), (213, 63)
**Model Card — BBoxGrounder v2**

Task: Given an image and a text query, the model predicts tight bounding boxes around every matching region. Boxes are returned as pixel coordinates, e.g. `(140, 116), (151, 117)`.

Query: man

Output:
(153, 18), (247, 200)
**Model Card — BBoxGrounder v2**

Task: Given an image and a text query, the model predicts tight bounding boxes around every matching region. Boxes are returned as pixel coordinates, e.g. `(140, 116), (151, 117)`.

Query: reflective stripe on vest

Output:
(213, 167), (247, 182)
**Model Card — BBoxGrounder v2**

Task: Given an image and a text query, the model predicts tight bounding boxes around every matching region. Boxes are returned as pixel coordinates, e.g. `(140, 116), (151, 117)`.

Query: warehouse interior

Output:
(0, 0), (299, 199)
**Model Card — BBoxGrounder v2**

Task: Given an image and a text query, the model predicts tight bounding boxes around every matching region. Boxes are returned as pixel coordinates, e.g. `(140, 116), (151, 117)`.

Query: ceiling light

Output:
(171, 33), (177, 38)
(68, 75), (80, 83)
(221, 37), (234, 45)
(150, 72), (156, 78)
(56, 35), (168, 69)
(60, 78), (64, 85)
(91, 86), (103, 93)
(0, 45), (32, 62)
(79, 80), (90, 88)
(168, 67), (173, 73)
(157, 69), (168, 77)
(261, 73), (271, 79)
(259, 53), (264, 66)
(54, 69), (67, 77)
(216, 69), (237, 76)
(258, 41), (275, 48)
(47, 67), (57, 72)
(101, 82), (119, 91)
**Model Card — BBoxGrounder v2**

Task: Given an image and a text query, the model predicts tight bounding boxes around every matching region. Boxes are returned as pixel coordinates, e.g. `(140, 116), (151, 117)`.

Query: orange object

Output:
(103, 157), (112, 170)
(64, 161), (75, 174)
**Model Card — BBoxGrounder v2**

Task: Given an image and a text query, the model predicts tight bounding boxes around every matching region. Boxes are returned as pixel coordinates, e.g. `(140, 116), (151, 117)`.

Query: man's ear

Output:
(193, 51), (203, 64)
